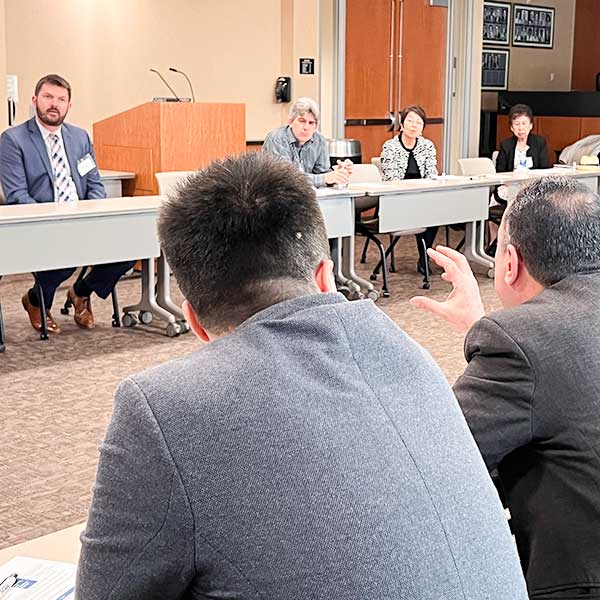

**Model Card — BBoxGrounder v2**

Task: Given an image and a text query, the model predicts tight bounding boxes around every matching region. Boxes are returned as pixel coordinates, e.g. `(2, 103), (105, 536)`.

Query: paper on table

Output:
(432, 174), (465, 180)
(0, 556), (75, 599)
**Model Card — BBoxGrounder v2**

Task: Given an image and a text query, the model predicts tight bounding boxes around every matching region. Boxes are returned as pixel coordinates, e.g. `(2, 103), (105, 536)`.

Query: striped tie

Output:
(48, 133), (78, 203)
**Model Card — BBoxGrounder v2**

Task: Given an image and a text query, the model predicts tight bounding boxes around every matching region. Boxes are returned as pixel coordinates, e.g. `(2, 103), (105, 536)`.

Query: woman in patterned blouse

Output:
(381, 105), (438, 275)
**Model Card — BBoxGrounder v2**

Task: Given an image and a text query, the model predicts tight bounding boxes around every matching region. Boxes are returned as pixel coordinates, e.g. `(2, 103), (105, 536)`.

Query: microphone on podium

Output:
(169, 67), (196, 102)
(149, 68), (181, 102)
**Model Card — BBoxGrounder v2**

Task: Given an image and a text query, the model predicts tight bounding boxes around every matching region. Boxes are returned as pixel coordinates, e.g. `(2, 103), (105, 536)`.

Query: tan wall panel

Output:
(3, 0), (296, 140)
(571, 0), (600, 91)
(507, 0), (575, 91)
(0, 0), (6, 124)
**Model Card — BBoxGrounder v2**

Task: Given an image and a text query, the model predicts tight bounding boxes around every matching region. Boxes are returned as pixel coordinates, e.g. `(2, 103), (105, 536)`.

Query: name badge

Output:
(77, 153), (96, 177)
(526, 156), (533, 169)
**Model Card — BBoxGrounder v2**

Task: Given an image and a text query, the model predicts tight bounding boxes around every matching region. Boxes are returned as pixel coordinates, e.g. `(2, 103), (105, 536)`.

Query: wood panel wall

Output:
(344, 0), (447, 167)
(571, 0), (600, 91)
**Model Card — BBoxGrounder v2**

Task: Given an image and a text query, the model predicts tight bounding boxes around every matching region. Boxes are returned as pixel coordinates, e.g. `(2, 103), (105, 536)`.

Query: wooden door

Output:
(345, 0), (396, 162)
(345, 0), (447, 166)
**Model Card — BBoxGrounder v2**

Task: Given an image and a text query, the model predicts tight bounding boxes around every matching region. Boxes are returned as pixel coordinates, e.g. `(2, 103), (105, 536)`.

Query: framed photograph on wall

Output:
(483, 1), (511, 46)
(512, 4), (555, 48)
(482, 48), (510, 90)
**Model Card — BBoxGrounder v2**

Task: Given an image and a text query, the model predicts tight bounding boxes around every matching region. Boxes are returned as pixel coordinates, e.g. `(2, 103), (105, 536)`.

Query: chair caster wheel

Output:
(166, 322), (181, 337)
(178, 320), (190, 333)
(40, 332), (49, 341)
(360, 258), (366, 264)
(112, 319), (121, 328)
(382, 290), (390, 298)
(367, 290), (380, 302)
(422, 282), (431, 290)
(122, 313), (137, 328)
(139, 311), (153, 325)
(487, 268), (495, 279)
(337, 285), (351, 299)
(370, 273), (378, 281)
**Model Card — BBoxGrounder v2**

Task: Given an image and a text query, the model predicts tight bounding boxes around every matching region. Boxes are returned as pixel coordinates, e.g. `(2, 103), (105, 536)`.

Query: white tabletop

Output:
(347, 176), (502, 196)
(98, 169), (136, 180)
(0, 196), (162, 224)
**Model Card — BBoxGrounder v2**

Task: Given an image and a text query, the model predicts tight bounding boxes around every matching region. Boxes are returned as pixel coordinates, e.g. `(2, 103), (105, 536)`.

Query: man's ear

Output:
(314, 259), (336, 293)
(182, 300), (211, 343)
(504, 243), (521, 287)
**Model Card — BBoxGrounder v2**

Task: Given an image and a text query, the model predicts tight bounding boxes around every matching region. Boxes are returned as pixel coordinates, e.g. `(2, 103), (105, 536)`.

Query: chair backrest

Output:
(457, 157), (496, 176)
(155, 171), (196, 196)
(349, 163), (382, 183)
(371, 156), (383, 175)
(491, 150), (499, 169)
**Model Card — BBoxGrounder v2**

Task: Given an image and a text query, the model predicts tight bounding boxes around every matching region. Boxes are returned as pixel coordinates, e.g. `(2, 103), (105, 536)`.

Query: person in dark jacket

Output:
(496, 103), (549, 174)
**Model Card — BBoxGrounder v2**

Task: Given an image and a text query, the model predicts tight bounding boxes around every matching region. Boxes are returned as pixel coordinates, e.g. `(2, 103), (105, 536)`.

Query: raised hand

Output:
(410, 245), (486, 332)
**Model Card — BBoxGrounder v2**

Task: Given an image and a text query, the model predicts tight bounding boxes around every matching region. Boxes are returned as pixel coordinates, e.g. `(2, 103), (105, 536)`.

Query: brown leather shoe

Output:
(67, 286), (95, 329)
(21, 293), (61, 334)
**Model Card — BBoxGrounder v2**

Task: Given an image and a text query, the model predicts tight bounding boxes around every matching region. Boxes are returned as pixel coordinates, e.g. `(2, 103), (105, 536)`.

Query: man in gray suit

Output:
(412, 176), (600, 598)
(76, 153), (527, 599)
(0, 74), (135, 333)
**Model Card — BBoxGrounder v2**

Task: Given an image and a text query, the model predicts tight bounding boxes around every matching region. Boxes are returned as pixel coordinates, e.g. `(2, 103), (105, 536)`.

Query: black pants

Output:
(31, 260), (136, 309)
(416, 226), (439, 267)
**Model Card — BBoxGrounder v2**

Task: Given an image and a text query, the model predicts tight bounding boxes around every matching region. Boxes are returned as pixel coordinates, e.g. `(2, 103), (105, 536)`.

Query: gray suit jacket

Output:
(0, 117), (105, 204)
(454, 271), (600, 597)
(77, 293), (527, 600)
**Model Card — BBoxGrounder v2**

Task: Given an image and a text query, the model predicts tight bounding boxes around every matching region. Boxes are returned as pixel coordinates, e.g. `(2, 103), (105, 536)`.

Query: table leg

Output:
(0, 301), (5, 353)
(122, 258), (181, 337)
(156, 252), (190, 333)
(332, 238), (361, 296)
(464, 221), (495, 276)
(341, 235), (379, 300)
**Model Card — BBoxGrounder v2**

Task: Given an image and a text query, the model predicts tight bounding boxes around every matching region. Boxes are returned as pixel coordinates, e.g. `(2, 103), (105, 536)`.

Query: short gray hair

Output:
(503, 176), (600, 287)
(289, 97), (320, 123)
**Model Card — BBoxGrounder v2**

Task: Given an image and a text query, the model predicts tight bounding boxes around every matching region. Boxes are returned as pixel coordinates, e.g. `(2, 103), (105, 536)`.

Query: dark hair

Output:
(508, 103), (533, 124)
(400, 105), (427, 129)
(34, 74), (72, 100)
(158, 152), (330, 334)
(504, 176), (600, 286)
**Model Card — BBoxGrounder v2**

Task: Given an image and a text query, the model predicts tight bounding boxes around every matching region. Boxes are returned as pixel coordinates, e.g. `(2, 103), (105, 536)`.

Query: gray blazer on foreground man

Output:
(76, 153), (526, 599)
(412, 176), (600, 599)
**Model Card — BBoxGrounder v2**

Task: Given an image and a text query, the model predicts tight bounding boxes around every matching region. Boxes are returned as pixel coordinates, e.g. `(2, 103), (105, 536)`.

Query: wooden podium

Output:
(93, 102), (246, 196)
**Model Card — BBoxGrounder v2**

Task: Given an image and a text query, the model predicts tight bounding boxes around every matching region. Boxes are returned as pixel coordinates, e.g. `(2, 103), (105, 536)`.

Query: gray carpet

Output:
(0, 233), (501, 549)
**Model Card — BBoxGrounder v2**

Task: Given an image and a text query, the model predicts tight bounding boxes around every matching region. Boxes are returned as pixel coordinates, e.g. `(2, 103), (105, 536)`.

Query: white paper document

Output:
(0, 556), (75, 599)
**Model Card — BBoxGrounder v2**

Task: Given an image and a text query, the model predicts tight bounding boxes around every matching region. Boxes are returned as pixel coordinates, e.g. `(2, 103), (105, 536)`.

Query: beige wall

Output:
(481, 0), (575, 111)
(0, 0), (6, 117)
(507, 0), (575, 90)
(2, 0), (319, 140)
